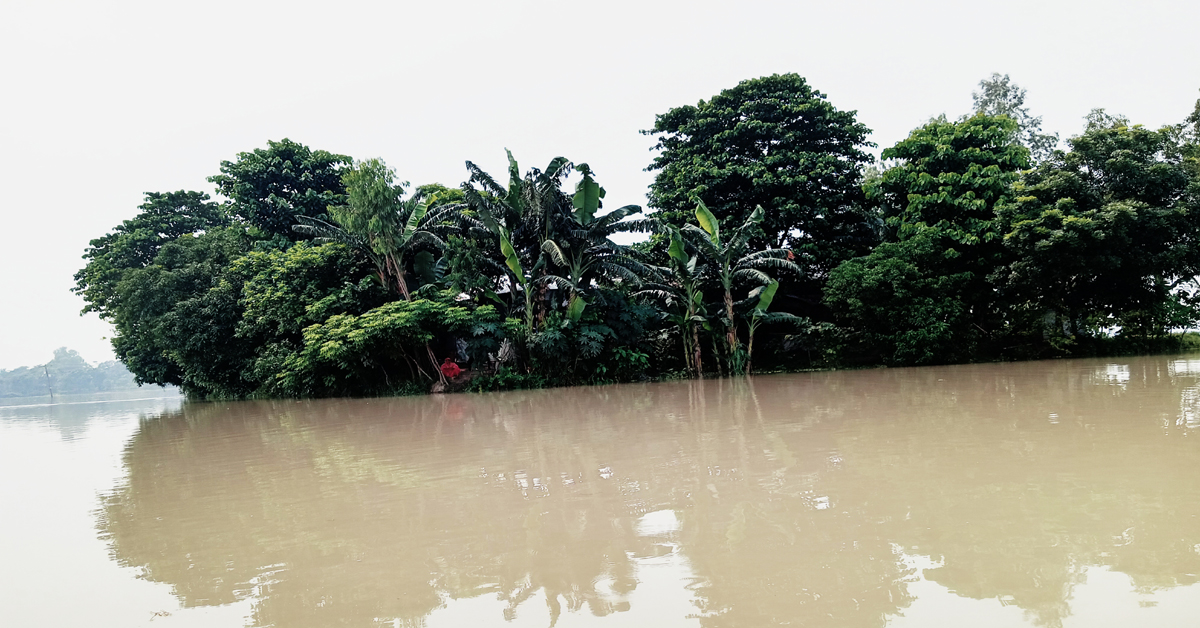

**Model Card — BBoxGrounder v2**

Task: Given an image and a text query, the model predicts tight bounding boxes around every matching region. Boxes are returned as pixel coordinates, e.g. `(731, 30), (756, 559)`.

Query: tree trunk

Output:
(691, 323), (704, 379)
(720, 290), (739, 374)
(724, 289), (738, 355)
(746, 329), (755, 375)
(391, 254), (443, 385)
(390, 255), (411, 301)
(681, 325), (693, 374)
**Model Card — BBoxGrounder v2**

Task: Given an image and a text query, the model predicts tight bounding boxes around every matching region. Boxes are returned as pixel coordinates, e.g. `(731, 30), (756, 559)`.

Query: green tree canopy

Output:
(999, 109), (1200, 339)
(645, 73), (877, 279)
(109, 227), (250, 392)
(74, 190), (228, 316)
(827, 115), (1028, 364)
(209, 139), (350, 240)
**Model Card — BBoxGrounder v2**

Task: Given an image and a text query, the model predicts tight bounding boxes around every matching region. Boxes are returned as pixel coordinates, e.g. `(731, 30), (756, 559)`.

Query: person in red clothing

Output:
(440, 357), (462, 379)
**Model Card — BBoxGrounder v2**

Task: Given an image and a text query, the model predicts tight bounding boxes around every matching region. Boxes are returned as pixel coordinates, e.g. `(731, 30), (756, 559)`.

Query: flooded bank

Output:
(5, 356), (1200, 626)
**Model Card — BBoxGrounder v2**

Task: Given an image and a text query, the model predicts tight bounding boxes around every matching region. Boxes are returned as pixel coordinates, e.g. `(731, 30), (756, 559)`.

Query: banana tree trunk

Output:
(746, 326), (756, 375)
(681, 324), (693, 373)
(724, 289), (738, 355)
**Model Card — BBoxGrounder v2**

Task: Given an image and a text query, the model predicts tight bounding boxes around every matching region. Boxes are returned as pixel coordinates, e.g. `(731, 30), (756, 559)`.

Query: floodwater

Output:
(5, 357), (1200, 627)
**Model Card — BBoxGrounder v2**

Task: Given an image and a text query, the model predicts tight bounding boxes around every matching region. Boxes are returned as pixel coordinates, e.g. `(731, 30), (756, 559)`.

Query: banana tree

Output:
(635, 227), (708, 377)
(499, 226), (542, 335)
(461, 150), (576, 324)
(683, 200), (802, 373)
(539, 163), (649, 324)
(745, 281), (806, 374)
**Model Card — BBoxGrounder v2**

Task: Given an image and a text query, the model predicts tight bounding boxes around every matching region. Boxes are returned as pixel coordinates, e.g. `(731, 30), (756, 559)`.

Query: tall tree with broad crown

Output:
(209, 139), (350, 240)
(644, 73), (877, 304)
(826, 114), (1028, 365)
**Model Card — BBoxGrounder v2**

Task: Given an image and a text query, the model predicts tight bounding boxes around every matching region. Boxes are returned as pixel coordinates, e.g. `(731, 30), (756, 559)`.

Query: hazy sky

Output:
(2, 0), (1198, 369)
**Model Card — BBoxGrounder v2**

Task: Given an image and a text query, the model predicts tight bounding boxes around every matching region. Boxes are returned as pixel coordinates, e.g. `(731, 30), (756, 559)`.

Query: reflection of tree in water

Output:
(671, 377), (917, 628)
(99, 356), (1200, 627)
(101, 389), (699, 626)
(771, 359), (1200, 628)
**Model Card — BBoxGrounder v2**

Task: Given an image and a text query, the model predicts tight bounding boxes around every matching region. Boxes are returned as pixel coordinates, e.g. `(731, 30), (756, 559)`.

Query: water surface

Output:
(5, 357), (1200, 627)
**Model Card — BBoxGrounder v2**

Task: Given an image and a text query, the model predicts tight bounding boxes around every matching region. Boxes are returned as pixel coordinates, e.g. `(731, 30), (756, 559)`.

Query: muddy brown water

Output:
(5, 356), (1200, 627)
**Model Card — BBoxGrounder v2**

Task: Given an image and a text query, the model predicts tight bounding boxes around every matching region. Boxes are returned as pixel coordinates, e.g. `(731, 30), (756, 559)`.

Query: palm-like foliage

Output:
(541, 195), (650, 321)
(458, 151), (574, 327)
(681, 201), (802, 373)
(634, 227), (708, 377)
(298, 159), (457, 301)
(745, 281), (807, 374)
(460, 154), (649, 328)
(326, 159), (458, 300)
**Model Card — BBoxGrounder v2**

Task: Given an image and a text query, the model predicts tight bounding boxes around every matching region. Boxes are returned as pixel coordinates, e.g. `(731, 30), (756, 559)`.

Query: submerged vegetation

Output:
(75, 74), (1200, 398)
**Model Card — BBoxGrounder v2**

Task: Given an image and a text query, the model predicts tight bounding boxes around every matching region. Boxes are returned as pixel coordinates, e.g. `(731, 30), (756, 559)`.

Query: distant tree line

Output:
(0, 348), (144, 398)
(74, 73), (1200, 399)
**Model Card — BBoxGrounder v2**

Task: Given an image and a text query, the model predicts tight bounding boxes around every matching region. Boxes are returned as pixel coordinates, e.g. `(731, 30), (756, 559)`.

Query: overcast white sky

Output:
(1, 0), (1198, 369)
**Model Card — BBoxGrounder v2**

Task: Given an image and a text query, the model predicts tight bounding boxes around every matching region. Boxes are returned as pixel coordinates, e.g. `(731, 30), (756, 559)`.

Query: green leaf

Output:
(756, 280), (779, 312)
(573, 170), (602, 224)
(541, 240), (567, 267)
(667, 229), (688, 264)
(413, 250), (439, 285)
(748, 205), (765, 226)
(499, 229), (525, 284)
(505, 148), (524, 215)
(695, 199), (719, 242)
(566, 294), (587, 322)
(401, 197), (430, 244)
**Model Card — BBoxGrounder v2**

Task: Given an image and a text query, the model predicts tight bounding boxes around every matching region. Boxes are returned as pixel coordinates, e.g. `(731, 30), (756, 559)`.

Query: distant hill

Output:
(0, 348), (159, 398)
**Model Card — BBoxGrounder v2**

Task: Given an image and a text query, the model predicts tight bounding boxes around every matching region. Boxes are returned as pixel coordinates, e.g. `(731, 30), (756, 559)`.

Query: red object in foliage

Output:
(440, 359), (462, 379)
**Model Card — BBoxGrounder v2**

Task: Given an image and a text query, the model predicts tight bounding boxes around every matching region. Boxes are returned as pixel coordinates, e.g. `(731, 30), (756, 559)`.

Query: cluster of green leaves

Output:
(825, 114), (1028, 364)
(209, 139), (350, 241)
(273, 300), (498, 398)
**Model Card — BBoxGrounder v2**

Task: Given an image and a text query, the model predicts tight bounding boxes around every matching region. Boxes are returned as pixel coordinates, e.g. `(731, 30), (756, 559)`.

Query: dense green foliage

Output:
(644, 74), (879, 317)
(75, 76), (1200, 399)
(826, 114), (1028, 364)
(209, 139), (350, 241)
(0, 348), (148, 398)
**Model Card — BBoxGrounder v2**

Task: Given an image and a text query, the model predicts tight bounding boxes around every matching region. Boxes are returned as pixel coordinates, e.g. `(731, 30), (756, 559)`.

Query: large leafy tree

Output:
(229, 243), (389, 391)
(209, 139), (350, 240)
(999, 108), (1200, 341)
(109, 232), (384, 398)
(827, 114), (1028, 364)
(74, 190), (228, 317)
(645, 73), (877, 288)
(108, 228), (250, 394)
